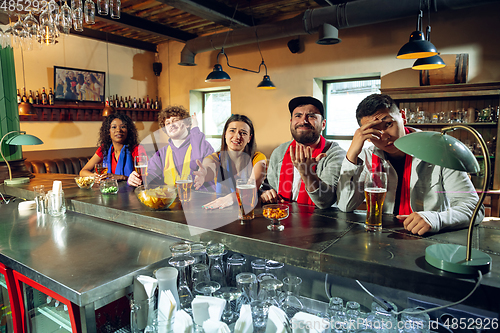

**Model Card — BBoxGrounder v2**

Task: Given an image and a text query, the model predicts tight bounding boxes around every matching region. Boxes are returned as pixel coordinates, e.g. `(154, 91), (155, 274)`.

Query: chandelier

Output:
(0, 0), (121, 49)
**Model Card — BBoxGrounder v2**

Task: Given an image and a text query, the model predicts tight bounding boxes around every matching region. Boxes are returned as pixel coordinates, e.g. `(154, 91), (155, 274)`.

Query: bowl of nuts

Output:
(74, 176), (95, 189)
(263, 204), (289, 231)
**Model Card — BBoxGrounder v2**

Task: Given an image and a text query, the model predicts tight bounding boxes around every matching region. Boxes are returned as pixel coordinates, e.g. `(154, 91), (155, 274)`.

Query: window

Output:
(201, 90), (231, 151)
(323, 77), (381, 151)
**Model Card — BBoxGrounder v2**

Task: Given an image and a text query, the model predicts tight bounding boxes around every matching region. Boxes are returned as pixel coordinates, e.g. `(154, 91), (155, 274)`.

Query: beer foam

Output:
(236, 184), (256, 189)
(365, 187), (387, 193)
(176, 179), (193, 184)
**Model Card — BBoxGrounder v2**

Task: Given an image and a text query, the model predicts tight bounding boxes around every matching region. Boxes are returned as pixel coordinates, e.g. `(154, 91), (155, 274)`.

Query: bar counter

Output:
(2, 174), (500, 315)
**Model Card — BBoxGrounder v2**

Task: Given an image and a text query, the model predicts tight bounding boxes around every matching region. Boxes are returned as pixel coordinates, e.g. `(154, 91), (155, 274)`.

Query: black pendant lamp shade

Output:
(397, 11), (438, 60)
(412, 54), (446, 70)
(206, 63), (231, 82)
(257, 75), (276, 89)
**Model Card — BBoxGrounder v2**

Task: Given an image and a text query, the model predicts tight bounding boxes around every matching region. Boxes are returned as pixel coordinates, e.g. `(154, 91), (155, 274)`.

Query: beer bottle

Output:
(154, 96), (159, 110)
(42, 87), (48, 105)
(35, 90), (40, 105)
(146, 95), (150, 109)
(17, 89), (21, 104)
(48, 88), (54, 105)
(28, 90), (34, 104)
(141, 98), (146, 109)
(22, 88), (27, 103)
(133, 97), (137, 109)
(158, 97), (162, 110)
(120, 96), (124, 108)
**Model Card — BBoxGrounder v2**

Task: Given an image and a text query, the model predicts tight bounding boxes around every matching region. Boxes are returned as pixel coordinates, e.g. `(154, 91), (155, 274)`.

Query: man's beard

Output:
(291, 125), (321, 145)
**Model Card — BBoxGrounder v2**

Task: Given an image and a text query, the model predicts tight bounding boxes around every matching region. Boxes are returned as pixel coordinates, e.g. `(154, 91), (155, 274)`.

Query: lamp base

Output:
(4, 177), (30, 185)
(425, 244), (491, 275)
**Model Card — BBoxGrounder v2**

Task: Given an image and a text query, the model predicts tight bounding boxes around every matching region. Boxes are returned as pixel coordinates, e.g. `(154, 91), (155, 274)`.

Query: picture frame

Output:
(54, 66), (105, 103)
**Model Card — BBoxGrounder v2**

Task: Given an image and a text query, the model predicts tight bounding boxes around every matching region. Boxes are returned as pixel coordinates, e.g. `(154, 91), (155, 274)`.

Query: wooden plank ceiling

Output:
(85, 0), (325, 49)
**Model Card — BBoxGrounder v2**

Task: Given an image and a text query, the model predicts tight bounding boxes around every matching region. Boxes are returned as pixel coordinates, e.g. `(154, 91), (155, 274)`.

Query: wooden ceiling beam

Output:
(95, 11), (197, 42)
(157, 0), (255, 28)
(70, 30), (158, 52)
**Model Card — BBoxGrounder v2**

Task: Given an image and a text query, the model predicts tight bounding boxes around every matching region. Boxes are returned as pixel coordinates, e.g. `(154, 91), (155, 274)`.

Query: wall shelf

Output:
(19, 103), (159, 122)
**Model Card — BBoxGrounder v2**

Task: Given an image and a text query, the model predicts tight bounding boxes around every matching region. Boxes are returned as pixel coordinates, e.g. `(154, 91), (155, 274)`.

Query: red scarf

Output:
(371, 127), (413, 216)
(278, 136), (326, 206)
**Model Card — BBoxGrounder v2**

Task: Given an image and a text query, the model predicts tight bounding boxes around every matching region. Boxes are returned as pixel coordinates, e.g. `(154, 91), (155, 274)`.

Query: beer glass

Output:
(235, 178), (257, 221)
(134, 155), (148, 178)
(176, 174), (193, 203)
(364, 171), (387, 231)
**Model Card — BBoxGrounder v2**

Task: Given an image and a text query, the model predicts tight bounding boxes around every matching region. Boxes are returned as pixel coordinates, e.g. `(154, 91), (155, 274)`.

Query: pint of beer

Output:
(176, 174), (193, 203)
(364, 172), (387, 230)
(236, 179), (257, 220)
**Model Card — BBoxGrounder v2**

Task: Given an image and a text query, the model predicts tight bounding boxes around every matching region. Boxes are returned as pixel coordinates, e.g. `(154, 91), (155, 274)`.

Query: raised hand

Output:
(193, 159), (207, 190)
(290, 144), (317, 177)
(191, 112), (198, 128)
(347, 118), (383, 164)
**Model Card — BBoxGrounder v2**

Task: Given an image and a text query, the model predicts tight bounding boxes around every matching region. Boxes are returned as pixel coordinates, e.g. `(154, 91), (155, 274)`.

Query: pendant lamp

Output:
(412, 26), (446, 70)
(397, 10), (437, 60)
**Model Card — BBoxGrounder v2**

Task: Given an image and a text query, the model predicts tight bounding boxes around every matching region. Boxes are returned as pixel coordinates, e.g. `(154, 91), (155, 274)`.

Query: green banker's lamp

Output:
(0, 131), (43, 185)
(394, 125), (491, 275)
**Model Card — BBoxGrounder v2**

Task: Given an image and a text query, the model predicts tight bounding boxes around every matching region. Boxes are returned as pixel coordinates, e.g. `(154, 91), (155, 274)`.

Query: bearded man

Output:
(261, 96), (346, 208)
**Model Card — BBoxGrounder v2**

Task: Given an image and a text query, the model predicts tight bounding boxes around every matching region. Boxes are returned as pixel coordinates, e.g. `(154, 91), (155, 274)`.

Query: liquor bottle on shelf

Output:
(28, 90), (34, 104)
(154, 96), (159, 110)
(133, 97), (137, 109)
(35, 90), (40, 105)
(158, 97), (162, 110)
(141, 98), (146, 109)
(115, 94), (119, 105)
(48, 88), (54, 105)
(124, 97), (129, 108)
(120, 96), (124, 108)
(17, 89), (21, 104)
(146, 95), (150, 109)
(22, 88), (27, 103)
(42, 87), (48, 105)
(138, 98), (142, 109)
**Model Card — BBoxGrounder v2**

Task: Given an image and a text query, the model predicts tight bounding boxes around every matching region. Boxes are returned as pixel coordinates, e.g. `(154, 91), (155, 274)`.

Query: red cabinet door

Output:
(12, 271), (80, 333)
(0, 263), (22, 333)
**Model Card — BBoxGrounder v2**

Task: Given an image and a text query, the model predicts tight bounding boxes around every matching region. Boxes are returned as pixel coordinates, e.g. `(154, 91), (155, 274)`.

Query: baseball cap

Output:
(288, 96), (324, 117)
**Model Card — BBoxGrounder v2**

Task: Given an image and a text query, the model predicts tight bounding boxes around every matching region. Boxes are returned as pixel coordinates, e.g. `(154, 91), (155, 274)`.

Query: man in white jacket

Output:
(337, 94), (482, 235)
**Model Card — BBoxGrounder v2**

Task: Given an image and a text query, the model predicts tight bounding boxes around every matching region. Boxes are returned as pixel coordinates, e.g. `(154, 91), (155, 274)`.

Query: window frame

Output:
(322, 75), (381, 142)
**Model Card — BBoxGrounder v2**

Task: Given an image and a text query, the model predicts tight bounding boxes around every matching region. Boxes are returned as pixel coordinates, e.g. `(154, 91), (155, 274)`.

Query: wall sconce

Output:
(1, 131), (43, 185)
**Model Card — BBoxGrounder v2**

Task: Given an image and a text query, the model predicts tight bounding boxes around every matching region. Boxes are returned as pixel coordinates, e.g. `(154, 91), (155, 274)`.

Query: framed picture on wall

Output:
(54, 66), (105, 103)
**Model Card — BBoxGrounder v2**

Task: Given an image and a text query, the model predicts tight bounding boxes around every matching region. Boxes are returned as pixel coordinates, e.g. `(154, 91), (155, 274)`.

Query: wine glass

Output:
(84, 0), (96, 24)
(12, 16), (27, 49)
(58, 1), (73, 35)
(214, 287), (242, 324)
(97, 0), (109, 15)
(72, 7), (84, 32)
(134, 155), (148, 179)
(263, 204), (289, 231)
(168, 255), (195, 314)
(194, 281), (220, 296)
(95, 162), (108, 176)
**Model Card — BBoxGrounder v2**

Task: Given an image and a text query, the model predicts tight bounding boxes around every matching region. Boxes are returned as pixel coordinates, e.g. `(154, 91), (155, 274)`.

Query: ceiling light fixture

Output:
(397, 10), (437, 60)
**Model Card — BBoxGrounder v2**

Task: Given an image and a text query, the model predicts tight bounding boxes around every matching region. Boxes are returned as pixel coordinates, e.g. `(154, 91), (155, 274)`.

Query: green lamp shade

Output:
(6, 133), (44, 146)
(394, 132), (479, 173)
(412, 55), (446, 70)
(257, 75), (276, 90)
(206, 64), (231, 82)
(397, 30), (438, 59)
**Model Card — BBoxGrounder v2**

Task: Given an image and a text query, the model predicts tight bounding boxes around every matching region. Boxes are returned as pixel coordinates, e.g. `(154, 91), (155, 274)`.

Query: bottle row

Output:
(16, 87), (163, 111)
(406, 106), (500, 124)
(106, 94), (163, 110)
(17, 87), (54, 105)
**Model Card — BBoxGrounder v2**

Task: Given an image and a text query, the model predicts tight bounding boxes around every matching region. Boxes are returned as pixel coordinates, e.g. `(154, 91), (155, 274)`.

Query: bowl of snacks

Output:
(74, 176), (95, 189)
(99, 178), (119, 194)
(263, 204), (289, 231)
(135, 185), (177, 210)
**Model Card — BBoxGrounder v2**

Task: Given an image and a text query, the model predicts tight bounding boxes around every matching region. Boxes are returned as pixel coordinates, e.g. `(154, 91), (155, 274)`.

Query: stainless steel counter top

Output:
(2, 174), (499, 313)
